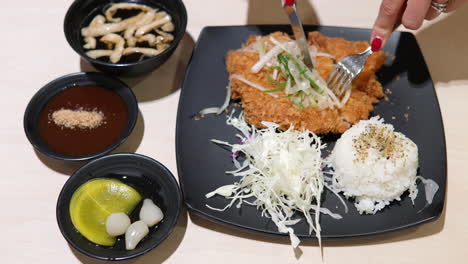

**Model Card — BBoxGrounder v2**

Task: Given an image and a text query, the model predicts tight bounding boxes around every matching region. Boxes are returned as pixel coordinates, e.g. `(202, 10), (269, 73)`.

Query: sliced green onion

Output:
(277, 53), (293, 79)
(286, 91), (300, 98)
(263, 82), (286, 93)
(302, 72), (323, 94)
(307, 94), (318, 107)
(290, 57), (323, 94)
(288, 91), (306, 109)
(269, 66), (282, 71)
(276, 50), (326, 109)
(263, 66), (287, 93)
(292, 100), (305, 109)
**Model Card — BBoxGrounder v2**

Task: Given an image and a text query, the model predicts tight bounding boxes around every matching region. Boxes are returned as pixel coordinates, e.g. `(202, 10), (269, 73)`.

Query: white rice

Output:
(328, 117), (419, 214)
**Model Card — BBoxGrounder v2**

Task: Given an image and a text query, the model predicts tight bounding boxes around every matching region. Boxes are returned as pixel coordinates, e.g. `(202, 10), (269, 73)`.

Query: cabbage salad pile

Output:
(206, 111), (343, 248)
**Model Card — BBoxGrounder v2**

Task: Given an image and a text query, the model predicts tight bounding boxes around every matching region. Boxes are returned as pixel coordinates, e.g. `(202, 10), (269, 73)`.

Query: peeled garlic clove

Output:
(125, 220), (149, 250)
(139, 199), (164, 227)
(106, 212), (131, 236)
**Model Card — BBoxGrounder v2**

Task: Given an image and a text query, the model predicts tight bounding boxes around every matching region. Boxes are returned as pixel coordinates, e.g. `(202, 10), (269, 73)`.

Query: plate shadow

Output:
(80, 33), (195, 102)
(111, 110), (145, 154)
(416, 5), (468, 83)
(34, 150), (85, 175)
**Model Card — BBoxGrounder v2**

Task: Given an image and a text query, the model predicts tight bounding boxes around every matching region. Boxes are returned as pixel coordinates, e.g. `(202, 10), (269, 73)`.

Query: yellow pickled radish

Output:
(69, 178), (142, 246)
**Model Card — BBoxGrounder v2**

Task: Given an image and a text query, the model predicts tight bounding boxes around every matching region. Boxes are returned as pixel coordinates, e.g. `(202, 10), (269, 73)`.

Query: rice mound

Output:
(329, 117), (419, 214)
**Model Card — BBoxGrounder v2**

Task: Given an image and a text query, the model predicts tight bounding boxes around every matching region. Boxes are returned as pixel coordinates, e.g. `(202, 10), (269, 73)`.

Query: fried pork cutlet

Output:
(226, 32), (386, 134)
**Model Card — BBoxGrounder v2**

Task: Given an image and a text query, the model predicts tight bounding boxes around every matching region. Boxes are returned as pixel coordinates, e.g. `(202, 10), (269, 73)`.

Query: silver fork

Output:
(327, 47), (373, 96)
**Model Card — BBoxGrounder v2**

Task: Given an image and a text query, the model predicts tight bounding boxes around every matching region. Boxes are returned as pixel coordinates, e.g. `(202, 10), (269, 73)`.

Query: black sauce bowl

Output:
(64, 0), (188, 76)
(23, 72), (139, 162)
(56, 153), (182, 261)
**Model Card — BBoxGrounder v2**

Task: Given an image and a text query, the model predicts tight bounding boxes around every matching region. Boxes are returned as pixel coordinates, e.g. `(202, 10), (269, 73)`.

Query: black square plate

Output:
(176, 25), (446, 238)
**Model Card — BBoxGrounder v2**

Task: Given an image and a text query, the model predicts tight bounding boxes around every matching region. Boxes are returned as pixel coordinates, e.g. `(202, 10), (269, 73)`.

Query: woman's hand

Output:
(370, 0), (467, 50)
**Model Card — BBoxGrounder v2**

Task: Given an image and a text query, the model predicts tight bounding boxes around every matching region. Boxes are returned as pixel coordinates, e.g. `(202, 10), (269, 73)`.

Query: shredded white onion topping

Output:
(230, 74), (279, 98)
(199, 85), (232, 115)
(246, 36), (350, 109)
(251, 45), (282, 73)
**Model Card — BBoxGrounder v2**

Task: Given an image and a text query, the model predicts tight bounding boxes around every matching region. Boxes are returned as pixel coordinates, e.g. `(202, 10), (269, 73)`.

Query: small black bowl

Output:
(23, 72), (138, 161)
(64, 0), (188, 76)
(56, 153), (183, 261)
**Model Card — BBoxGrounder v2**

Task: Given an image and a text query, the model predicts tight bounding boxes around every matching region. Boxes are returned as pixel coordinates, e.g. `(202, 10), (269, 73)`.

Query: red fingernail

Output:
(285, 0), (295, 6)
(371, 37), (382, 52)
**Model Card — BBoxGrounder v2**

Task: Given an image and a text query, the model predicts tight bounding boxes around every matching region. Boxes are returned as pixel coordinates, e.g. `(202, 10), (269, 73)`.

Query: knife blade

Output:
(282, 0), (314, 69)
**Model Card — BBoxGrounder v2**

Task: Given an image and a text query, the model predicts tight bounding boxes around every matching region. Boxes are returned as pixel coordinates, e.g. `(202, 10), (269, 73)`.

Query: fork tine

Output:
(336, 74), (352, 96)
(326, 47), (373, 99)
(341, 74), (353, 95)
(327, 66), (345, 92)
(332, 68), (348, 93)
(326, 67), (339, 87)
(334, 75), (345, 96)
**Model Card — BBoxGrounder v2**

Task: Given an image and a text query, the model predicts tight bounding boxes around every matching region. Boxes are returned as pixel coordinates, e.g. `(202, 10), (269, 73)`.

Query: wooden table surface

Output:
(2, 1), (467, 263)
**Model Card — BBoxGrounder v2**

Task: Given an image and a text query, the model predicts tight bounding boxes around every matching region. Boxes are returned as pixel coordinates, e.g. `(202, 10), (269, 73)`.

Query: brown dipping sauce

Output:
(39, 85), (128, 156)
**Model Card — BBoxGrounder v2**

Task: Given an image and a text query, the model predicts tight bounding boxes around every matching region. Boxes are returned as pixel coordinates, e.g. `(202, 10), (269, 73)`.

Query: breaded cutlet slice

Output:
(226, 31), (386, 134)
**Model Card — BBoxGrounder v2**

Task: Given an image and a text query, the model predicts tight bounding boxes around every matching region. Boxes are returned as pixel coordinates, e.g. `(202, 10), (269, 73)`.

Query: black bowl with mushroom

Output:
(64, 0), (187, 76)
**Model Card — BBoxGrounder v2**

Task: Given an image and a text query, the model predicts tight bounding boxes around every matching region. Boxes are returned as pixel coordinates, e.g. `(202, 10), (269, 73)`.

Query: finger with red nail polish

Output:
(371, 37), (383, 52)
(285, 0), (295, 6)
(371, 0), (406, 49)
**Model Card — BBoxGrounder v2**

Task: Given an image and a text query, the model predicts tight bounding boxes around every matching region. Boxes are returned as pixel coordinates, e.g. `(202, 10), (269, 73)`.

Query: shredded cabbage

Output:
(206, 111), (341, 249)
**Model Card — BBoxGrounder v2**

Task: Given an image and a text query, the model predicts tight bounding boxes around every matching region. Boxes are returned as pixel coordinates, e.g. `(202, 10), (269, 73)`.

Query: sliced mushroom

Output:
(90, 15), (106, 26)
(155, 29), (174, 43)
(83, 15), (106, 49)
(161, 22), (175, 32)
(123, 47), (161, 57)
(135, 15), (171, 37)
(104, 3), (156, 23)
(83, 37), (97, 49)
(136, 34), (158, 46)
(154, 11), (169, 20)
(127, 37), (137, 47)
(100, 33), (125, 63)
(82, 12), (146, 37)
(156, 43), (170, 52)
(86, 49), (113, 59)
(156, 35), (165, 44)
(81, 3), (173, 63)
(124, 11), (156, 47)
